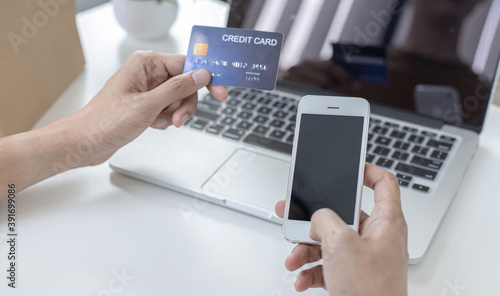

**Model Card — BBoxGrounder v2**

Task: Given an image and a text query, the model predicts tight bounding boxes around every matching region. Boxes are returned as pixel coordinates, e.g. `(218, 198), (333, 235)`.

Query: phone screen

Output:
(288, 114), (364, 223)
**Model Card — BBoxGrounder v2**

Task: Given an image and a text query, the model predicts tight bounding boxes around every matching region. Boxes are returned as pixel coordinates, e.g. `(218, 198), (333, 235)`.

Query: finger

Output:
(309, 208), (352, 243)
(295, 265), (325, 292)
(171, 93), (198, 127)
(206, 85), (228, 101)
(363, 163), (402, 218)
(124, 52), (187, 91)
(148, 69), (211, 110)
(274, 200), (286, 218)
(359, 210), (369, 225)
(129, 51), (186, 77)
(150, 109), (172, 129)
(285, 244), (322, 271)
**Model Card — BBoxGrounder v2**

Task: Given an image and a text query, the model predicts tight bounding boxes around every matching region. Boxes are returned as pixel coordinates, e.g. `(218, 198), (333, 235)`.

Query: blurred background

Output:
(76, 0), (108, 12)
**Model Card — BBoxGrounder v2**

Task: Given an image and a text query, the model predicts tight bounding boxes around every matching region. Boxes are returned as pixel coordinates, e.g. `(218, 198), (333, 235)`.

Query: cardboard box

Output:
(0, 0), (85, 137)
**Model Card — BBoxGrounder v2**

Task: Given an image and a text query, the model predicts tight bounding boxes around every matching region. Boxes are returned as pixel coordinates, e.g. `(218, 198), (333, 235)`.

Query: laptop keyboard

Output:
(186, 87), (458, 193)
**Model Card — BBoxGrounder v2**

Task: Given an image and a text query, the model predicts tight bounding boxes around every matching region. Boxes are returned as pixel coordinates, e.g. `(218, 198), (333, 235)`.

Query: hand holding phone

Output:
(283, 96), (370, 244)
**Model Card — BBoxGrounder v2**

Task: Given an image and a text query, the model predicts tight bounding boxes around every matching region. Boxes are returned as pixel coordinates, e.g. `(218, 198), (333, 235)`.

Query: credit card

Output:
(183, 25), (283, 91)
(332, 44), (388, 84)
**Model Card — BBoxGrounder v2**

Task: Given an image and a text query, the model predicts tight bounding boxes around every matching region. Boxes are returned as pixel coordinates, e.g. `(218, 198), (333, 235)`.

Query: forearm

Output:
(0, 115), (85, 194)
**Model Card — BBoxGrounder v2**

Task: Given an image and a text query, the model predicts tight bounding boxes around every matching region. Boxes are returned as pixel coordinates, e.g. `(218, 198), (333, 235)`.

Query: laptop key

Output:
(206, 124), (225, 135)
(402, 126), (418, 133)
(392, 151), (409, 161)
(398, 180), (410, 187)
(427, 139), (453, 151)
(253, 115), (269, 124)
(191, 119), (209, 130)
(253, 125), (269, 135)
(273, 110), (287, 119)
(366, 154), (375, 163)
(412, 184), (430, 193)
(242, 103), (256, 111)
(257, 106), (272, 114)
(393, 141), (410, 151)
(242, 94), (256, 101)
(270, 130), (286, 140)
(367, 143), (372, 151)
(375, 136), (392, 146)
(286, 123), (295, 132)
(198, 102), (221, 112)
(223, 129), (246, 140)
(376, 157), (394, 169)
(194, 109), (219, 122)
(274, 102), (288, 109)
(408, 135), (425, 144)
(384, 122), (399, 128)
(368, 133), (374, 141)
(222, 107), (238, 115)
(286, 134), (294, 143)
(221, 116), (237, 126)
(373, 146), (390, 156)
(238, 111), (253, 120)
(411, 156), (443, 170)
(289, 115), (297, 122)
(440, 135), (456, 142)
(430, 150), (448, 160)
(258, 97), (272, 105)
(411, 145), (429, 156)
(421, 131), (437, 137)
(372, 126), (388, 135)
(390, 131), (407, 139)
(244, 134), (293, 154)
(203, 94), (222, 105)
(396, 173), (412, 182)
(236, 121), (253, 130)
(395, 163), (437, 180)
(270, 119), (285, 128)
(227, 99), (241, 107)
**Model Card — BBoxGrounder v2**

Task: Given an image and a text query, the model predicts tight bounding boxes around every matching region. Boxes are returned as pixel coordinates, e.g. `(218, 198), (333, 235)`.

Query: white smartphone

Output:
(283, 96), (370, 244)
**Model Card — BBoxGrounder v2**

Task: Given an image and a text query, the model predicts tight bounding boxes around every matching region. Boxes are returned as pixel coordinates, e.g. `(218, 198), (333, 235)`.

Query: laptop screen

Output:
(227, 0), (500, 132)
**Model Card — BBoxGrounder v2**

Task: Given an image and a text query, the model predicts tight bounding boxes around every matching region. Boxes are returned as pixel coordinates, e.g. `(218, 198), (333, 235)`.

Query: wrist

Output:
(40, 114), (90, 173)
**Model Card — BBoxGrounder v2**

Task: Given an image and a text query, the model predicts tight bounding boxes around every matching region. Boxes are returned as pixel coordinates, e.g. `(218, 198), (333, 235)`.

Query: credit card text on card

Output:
(183, 26), (283, 91)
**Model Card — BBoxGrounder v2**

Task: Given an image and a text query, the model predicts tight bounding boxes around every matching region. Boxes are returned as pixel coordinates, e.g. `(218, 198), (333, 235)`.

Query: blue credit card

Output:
(332, 44), (388, 85)
(183, 26), (283, 91)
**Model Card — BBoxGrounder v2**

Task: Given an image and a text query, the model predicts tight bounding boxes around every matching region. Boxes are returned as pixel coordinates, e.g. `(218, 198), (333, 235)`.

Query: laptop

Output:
(109, 0), (500, 263)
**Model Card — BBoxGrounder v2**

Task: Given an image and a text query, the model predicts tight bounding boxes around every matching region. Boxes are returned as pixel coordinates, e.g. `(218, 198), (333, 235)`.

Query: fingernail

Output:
(154, 118), (168, 128)
(181, 114), (190, 126)
(192, 69), (211, 86)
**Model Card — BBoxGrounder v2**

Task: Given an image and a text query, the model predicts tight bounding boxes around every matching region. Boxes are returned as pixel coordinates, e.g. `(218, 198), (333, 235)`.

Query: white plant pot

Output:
(113, 0), (178, 40)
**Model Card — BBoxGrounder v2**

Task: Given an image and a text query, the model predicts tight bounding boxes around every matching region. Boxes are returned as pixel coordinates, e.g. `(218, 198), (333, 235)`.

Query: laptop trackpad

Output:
(202, 149), (289, 211)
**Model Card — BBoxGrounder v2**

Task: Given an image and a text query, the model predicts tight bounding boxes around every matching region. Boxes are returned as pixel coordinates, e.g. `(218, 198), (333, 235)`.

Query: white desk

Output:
(1, 3), (500, 295)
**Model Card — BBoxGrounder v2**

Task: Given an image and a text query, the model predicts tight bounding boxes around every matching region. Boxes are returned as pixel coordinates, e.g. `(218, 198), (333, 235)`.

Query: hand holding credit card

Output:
(183, 26), (283, 91)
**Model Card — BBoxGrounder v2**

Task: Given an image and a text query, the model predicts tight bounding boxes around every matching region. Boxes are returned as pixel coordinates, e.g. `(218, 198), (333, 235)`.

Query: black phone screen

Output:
(288, 114), (364, 223)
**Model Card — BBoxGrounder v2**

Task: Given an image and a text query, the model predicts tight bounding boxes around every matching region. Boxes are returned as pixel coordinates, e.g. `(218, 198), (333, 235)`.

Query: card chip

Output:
(193, 43), (209, 56)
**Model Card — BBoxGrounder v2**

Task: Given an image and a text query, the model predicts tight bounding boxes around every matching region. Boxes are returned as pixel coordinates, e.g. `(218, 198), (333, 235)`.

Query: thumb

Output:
(309, 208), (351, 242)
(148, 69), (211, 110)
